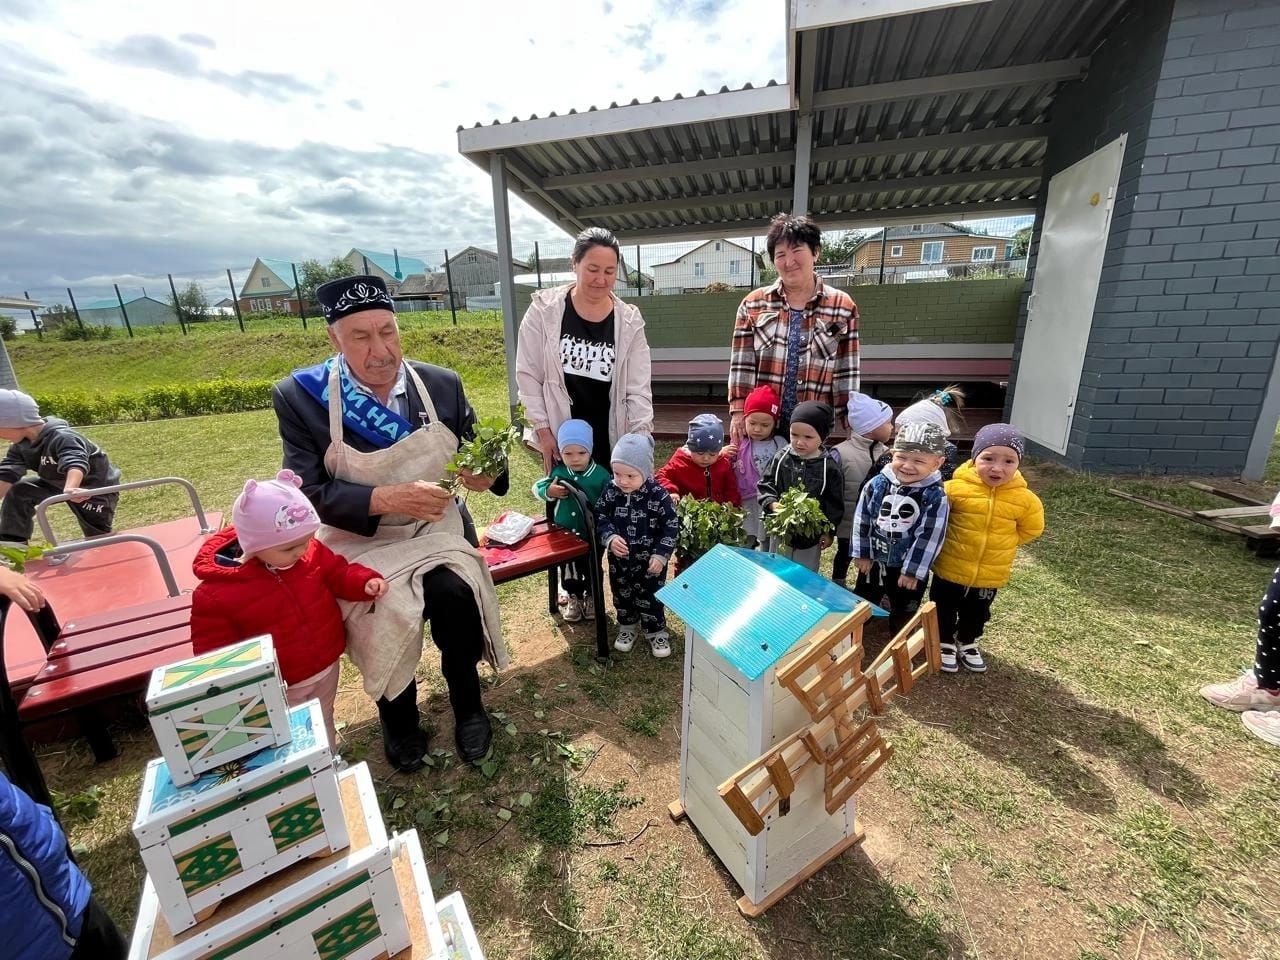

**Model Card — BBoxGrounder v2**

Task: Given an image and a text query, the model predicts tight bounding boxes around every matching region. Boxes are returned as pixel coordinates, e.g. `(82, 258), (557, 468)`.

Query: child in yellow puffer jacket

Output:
(930, 424), (1044, 674)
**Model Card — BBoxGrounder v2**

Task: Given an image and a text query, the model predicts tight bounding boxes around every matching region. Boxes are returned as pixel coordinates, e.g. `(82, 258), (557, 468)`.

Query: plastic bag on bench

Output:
(484, 510), (536, 546)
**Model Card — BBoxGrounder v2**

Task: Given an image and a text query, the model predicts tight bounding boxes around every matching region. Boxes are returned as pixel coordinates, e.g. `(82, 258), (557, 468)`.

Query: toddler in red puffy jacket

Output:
(190, 469), (387, 749)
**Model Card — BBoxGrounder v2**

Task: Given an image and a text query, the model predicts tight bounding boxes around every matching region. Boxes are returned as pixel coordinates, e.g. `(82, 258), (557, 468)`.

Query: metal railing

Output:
(36, 476), (214, 547)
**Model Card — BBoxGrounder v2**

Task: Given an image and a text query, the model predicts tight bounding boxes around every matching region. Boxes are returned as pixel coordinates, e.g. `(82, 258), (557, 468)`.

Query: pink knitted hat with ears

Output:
(232, 469), (321, 556)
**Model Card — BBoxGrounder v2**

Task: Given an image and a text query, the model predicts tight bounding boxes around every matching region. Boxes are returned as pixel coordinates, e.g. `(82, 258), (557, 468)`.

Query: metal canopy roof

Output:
(458, 0), (1133, 242)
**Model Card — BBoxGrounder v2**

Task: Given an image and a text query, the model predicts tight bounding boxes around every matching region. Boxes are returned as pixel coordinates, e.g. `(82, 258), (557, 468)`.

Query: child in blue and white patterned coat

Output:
(595, 433), (679, 658)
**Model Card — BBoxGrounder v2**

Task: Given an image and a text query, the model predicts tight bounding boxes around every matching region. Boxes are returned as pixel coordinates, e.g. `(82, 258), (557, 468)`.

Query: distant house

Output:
(212, 297), (236, 316)
(391, 272), (452, 311)
(79, 295), (178, 329)
(518, 255), (652, 295)
(340, 248), (429, 288)
(842, 223), (1019, 283)
(649, 239), (756, 294)
(446, 246), (529, 301)
(237, 258), (304, 315)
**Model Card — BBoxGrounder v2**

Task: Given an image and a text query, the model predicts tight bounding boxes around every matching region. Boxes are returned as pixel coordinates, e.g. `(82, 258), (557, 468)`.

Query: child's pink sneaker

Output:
(1199, 672), (1280, 713)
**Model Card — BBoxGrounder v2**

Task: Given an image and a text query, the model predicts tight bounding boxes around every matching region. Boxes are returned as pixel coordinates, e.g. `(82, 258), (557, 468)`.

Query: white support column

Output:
(793, 114), (813, 215)
(1244, 345), (1280, 480)
(490, 152), (520, 420)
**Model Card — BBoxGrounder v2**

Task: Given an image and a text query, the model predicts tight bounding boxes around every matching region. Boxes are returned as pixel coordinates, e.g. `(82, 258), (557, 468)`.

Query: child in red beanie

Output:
(190, 469), (388, 748)
(724, 385), (786, 547)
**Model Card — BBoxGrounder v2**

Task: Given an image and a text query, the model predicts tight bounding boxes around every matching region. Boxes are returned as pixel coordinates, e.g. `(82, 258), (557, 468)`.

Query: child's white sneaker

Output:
(960, 644), (987, 673)
(940, 643), (958, 673)
(1242, 710), (1280, 747)
(583, 595), (596, 621)
(563, 596), (583, 622)
(646, 629), (672, 659)
(614, 623), (640, 652)
(1200, 671), (1280, 713)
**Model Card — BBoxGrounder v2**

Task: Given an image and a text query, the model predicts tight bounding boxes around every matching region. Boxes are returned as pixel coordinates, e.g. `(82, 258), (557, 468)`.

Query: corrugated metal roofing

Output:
(459, 0), (1133, 240)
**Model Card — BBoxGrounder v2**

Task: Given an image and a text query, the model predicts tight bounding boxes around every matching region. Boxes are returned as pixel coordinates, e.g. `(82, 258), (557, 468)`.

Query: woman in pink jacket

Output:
(515, 227), (654, 471)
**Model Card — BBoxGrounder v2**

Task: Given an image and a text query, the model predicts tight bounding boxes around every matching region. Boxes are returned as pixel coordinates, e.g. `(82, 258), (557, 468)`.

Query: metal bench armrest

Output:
(44, 534), (182, 597)
(37, 477), (213, 547)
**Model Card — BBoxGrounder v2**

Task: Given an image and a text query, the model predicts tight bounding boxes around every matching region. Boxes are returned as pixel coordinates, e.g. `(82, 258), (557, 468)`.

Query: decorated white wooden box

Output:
(436, 892), (485, 960)
(657, 546), (938, 917)
(146, 634), (292, 787)
(130, 761), (448, 960)
(133, 699), (348, 933)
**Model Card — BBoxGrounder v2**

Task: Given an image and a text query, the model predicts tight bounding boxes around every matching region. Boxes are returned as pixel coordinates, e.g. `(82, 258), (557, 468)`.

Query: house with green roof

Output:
(237, 258), (304, 315)
(80, 294), (178, 329)
(340, 248), (428, 286)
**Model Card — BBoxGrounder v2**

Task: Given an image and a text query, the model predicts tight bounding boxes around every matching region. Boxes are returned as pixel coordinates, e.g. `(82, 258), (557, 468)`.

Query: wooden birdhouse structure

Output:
(658, 545), (940, 917)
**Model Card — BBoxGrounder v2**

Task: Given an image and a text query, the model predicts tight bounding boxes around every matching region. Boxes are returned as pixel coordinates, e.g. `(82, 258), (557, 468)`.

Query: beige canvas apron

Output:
(316, 363), (507, 701)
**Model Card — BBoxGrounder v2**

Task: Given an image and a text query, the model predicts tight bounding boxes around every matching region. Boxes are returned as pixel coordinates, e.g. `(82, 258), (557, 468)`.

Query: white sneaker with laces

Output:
(1242, 709), (1280, 747)
(960, 644), (987, 673)
(1200, 671), (1280, 713)
(940, 643), (958, 673)
(563, 596), (583, 622)
(614, 623), (640, 652)
(646, 629), (672, 659)
(583, 595), (596, 621)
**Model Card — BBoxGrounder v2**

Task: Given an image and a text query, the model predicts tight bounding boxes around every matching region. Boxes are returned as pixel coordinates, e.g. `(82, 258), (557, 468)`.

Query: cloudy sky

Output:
(0, 0), (785, 306)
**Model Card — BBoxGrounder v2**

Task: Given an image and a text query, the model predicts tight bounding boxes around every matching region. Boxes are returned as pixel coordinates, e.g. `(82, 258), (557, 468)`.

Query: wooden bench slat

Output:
(36, 626), (191, 681)
(51, 608), (194, 656)
(60, 593), (192, 637)
(485, 522), (589, 584)
(19, 643), (194, 720)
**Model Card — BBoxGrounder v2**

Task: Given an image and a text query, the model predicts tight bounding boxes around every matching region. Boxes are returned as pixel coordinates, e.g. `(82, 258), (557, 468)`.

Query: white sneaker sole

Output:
(1199, 689), (1280, 713)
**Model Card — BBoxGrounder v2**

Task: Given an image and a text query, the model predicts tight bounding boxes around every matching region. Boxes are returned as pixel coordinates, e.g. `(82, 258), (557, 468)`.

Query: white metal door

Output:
(1010, 134), (1127, 455)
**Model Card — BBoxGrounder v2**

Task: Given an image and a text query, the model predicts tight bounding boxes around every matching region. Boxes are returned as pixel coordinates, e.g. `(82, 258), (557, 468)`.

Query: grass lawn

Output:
(14, 333), (1280, 960)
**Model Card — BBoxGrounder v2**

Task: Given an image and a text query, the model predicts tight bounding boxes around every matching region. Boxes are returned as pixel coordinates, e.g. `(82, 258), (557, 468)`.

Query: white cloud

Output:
(0, 0), (783, 307)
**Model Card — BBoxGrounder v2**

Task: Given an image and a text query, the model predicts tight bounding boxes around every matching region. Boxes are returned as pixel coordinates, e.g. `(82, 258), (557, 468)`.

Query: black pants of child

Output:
(70, 895), (128, 960)
(1254, 567), (1280, 689)
(0, 477), (118, 544)
(854, 564), (927, 636)
(560, 556), (598, 601)
(929, 576), (997, 650)
(833, 537), (853, 583)
(609, 556), (668, 633)
(377, 567), (486, 752)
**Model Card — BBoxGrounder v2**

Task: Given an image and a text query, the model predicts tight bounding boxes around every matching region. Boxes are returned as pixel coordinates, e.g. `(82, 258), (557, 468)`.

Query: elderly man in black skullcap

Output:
(272, 275), (507, 773)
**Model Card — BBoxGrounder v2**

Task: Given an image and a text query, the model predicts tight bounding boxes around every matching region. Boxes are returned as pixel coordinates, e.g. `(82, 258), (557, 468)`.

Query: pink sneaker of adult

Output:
(1242, 710), (1280, 747)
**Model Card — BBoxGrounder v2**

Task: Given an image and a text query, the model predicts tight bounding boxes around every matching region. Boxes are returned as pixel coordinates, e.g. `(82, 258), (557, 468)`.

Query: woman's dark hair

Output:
(571, 226), (621, 264)
(765, 213), (822, 259)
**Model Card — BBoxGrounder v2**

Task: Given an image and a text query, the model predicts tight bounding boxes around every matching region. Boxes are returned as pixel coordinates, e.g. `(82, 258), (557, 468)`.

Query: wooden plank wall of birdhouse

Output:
(762, 792), (857, 901)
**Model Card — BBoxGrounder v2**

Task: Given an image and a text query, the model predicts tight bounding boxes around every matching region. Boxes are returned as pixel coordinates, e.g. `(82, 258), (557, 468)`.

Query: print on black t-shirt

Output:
(560, 299), (616, 466)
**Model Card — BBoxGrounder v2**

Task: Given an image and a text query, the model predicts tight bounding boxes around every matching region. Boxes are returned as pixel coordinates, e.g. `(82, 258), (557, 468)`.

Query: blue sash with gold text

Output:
(291, 358), (415, 449)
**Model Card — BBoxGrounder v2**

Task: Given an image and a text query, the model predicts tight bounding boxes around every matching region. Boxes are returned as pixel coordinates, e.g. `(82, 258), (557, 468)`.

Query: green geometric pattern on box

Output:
(178, 698), (271, 760)
(176, 832), (242, 895)
(160, 639), (263, 690)
(312, 899), (381, 960)
(268, 795), (325, 853)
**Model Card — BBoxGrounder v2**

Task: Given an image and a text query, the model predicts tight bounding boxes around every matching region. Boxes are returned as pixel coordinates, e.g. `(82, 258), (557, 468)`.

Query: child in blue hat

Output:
(533, 419), (611, 622)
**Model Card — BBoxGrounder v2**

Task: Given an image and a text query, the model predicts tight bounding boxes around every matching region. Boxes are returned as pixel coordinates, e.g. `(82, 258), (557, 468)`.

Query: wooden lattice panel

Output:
(865, 602), (941, 714)
(717, 728), (823, 836)
(775, 604), (872, 722)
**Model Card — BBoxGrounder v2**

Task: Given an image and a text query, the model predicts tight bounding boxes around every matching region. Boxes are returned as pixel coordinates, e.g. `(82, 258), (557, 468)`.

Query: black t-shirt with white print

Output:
(560, 298), (616, 466)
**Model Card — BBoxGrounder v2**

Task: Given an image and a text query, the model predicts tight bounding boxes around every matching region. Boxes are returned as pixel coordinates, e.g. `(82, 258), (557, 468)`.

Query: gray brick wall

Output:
(1008, 0), (1280, 476)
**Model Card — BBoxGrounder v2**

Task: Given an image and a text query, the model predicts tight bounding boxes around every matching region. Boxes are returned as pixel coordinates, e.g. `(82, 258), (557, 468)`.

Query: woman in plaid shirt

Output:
(727, 213), (860, 443)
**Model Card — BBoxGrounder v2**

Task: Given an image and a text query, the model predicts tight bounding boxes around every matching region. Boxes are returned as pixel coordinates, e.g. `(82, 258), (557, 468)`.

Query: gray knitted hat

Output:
(611, 432), (655, 479)
(0, 390), (43, 429)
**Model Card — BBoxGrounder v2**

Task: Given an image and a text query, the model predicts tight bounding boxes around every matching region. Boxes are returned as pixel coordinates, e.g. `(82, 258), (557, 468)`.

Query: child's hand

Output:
(64, 487), (92, 504)
(770, 502), (782, 513)
(722, 443), (738, 460)
(897, 573), (918, 591)
(365, 578), (389, 599)
(610, 537), (630, 558)
(547, 481), (568, 499)
(855, 558), (872, 575)
(819, 534), (832, 550)
(670, 492), (681, 505)
(647, 555), (665, 576)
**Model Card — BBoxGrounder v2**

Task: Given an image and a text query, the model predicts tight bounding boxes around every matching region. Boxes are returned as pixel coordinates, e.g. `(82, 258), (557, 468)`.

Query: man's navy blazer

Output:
(272, 359), (509, 538)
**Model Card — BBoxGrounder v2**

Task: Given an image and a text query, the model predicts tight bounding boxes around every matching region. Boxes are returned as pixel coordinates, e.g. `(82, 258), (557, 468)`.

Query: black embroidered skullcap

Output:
(315, 275), (394, 324)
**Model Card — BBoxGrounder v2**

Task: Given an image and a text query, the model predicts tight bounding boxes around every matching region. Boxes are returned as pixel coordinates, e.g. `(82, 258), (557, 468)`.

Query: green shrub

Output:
(33, 378), (275, 425)
(0, 316), (15, 341)
(57, 323), (114, 341)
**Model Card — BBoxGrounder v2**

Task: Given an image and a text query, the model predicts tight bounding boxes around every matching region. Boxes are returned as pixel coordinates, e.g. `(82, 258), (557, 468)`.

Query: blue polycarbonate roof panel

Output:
(657, 545), (885, 681)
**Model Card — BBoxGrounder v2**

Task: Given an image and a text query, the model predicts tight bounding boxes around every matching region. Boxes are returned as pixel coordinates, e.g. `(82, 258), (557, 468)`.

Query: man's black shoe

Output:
(454, 712), (492, 764)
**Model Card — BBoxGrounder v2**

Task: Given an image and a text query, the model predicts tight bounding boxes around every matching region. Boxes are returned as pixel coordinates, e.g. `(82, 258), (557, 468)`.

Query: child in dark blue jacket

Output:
(1, 770), (127, 959)
(852, 422), (951, 636)
(596, 433), (678, 658)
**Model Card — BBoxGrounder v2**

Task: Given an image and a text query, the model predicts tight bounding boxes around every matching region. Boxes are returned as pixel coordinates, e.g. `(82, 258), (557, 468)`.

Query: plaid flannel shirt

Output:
(728, 277), (860, 416)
